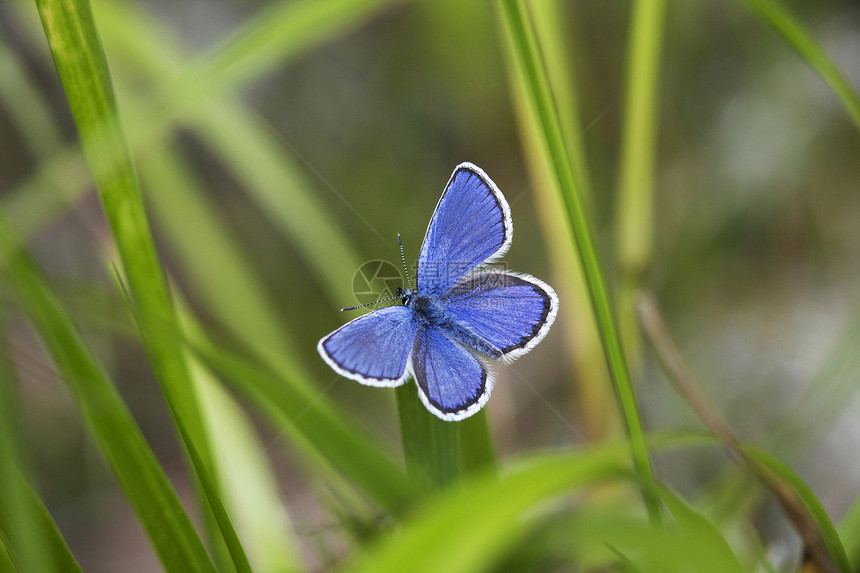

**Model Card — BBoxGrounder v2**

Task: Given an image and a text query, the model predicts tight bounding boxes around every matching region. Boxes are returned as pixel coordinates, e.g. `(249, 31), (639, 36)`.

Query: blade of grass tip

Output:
(738, 0), (860, 132)
(657, 486), (745, 573)
(0, 216), (216, 572)
(396, 384), (459, 490)
(559, 505), (742, 572)
(506, 0), (618, 443)
(0, 310), (54, 573)
(615, 0), (667, 367)
(636, 292), (851, 573)
(497, 0), (662, 524)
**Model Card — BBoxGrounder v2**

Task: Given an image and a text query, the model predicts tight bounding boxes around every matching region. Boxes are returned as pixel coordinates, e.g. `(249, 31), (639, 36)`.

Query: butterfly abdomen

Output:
(408, 293), (502, 360)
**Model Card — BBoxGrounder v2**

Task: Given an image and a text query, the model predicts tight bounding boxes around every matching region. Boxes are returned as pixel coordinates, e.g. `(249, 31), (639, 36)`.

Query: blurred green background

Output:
(2, 0), (860, 571)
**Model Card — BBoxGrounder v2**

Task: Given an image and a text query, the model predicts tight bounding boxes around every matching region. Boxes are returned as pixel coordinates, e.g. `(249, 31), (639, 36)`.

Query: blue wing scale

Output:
(411, 326), (491, 421)
(443, 271), (559, 361)
(417, 163), (513, 297)
(318, 305), (418, 387)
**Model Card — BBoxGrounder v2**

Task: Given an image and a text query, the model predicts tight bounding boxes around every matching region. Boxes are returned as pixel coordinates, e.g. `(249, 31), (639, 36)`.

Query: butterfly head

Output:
(396, 287), (417, 306)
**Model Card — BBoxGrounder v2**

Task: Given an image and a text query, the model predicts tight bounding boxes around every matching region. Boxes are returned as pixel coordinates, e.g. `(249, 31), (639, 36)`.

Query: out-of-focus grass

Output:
(499, 0), (661, 523)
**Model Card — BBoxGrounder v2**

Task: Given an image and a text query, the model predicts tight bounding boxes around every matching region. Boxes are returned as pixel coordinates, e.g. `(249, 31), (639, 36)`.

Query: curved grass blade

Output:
(837, 495), (860, 569)
(0, 311), (55, 573)
(0, 480), (82, 573)
(738, 0), (860, 131)
(657, 486), (745, 572)
(341, 452), (630, 573)
(637, 293), (850, 573)
(497, 0), (661, 523)
(742, 445), (850, 573)
(0, 214), (216, 572)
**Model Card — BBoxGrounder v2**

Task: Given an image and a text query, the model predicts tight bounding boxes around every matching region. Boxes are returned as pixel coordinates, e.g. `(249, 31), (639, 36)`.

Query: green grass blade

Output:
(341, 452), (629, 573)
(616, 0), (666, 282)
(742, 445), (851, 573)
(0, 313), (54, 573)
(0, 215), (216, 572)
(506, 0), (618, 443)
(615, 0), (667, 366)
(837, 496), (860, 569)
(638, 293), (850, 572)
(34, 2), (256, 568)
(738, 0), (860, 131)
(497, 0), (661, 522)
(192, 333), (417, 514)
(35, 0), (210, 464)
(139, 142), (307, 378)
(0, 39), (61, 156)
(559, 502), (742, 571)
(134, 0), (408, 139)
(396, 384), (459, 489)
(0, 539), (12, 571)
(657, 487), (745, 572)
(192, 101), (363, 305)
(192, 358), (301, 573)
(458, 411), (497, 476)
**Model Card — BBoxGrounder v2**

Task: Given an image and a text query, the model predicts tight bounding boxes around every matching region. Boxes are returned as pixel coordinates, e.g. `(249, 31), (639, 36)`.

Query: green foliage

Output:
(498, 0), (661, 523)
(1, 0), (859, 571)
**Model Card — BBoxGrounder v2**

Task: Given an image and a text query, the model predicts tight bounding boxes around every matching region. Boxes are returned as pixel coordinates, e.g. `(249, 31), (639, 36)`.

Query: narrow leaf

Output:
(497, 0), (661, 522)
(0, 212), (215, 572)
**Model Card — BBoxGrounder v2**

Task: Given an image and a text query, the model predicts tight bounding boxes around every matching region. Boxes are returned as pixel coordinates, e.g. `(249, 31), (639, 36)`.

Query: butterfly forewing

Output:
(318, 306), (418, 387)
(411, 325), (491, 421)
(442, 271), (559, 361)
(417, 163), (513, 298)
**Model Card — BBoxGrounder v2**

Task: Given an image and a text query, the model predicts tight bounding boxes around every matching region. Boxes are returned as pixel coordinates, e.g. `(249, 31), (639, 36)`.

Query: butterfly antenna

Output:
(340, 295), (399, 312)
(397, 233), (413, 289)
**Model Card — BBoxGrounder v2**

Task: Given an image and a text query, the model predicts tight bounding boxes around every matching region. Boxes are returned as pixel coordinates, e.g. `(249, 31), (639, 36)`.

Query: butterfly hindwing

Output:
(417, 163), (513, 298)
(442, 271), (559, 361)
(318, 305), (418, 387)
(411, 325), (491, 421)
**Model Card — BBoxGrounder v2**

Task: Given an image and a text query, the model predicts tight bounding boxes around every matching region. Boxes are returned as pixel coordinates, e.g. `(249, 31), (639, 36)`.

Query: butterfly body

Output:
(397, 287), (503, 360)
(319, 163), (558, 421)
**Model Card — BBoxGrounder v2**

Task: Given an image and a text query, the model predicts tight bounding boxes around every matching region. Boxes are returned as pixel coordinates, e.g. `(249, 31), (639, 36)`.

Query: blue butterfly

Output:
(318, 163), (559, 421)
